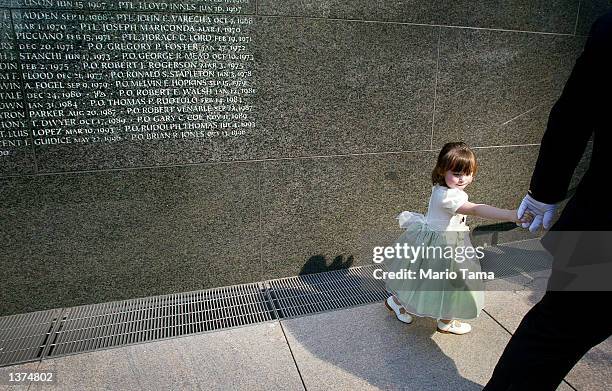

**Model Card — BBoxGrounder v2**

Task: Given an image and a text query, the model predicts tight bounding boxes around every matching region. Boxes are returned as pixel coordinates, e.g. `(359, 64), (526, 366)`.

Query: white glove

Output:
(517, 193), (558, 233)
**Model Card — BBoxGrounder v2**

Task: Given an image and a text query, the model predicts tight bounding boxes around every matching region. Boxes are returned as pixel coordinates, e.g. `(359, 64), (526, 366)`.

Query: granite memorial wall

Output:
(1, 0), (609, 315)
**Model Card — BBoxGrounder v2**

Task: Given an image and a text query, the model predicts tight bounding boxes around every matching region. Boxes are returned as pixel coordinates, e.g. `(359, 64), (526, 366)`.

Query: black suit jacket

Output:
(529, 11), (612, 290)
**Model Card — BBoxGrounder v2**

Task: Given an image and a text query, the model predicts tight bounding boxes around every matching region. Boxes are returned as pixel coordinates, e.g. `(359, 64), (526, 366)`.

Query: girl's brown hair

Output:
(431, 142), (478, 187)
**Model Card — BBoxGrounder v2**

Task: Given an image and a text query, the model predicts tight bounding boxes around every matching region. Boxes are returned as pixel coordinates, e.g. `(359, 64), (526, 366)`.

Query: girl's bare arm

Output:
(456, 201), (520, 222)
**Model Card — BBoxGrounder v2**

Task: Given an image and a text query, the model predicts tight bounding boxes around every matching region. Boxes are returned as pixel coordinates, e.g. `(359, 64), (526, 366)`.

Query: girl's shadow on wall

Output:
(299, 254), (355, 275)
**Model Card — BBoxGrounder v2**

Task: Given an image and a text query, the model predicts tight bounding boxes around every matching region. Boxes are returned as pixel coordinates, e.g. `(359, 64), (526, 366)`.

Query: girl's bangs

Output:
(447, 154), (476, 174)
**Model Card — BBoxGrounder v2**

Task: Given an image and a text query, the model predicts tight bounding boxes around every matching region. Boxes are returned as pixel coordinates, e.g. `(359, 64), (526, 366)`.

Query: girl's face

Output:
(444, 170), (473, 190)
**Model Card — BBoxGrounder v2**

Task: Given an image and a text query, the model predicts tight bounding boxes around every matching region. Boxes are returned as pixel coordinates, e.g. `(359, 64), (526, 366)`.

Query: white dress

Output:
(385, 185), (484, 320)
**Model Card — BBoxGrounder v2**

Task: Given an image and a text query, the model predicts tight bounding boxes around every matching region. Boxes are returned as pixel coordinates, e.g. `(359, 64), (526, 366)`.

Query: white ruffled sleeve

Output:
(440, 188), (468, 214)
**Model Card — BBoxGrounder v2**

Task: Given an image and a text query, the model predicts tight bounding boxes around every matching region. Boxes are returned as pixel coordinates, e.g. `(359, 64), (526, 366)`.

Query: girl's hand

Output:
(513, 209), (534, 225)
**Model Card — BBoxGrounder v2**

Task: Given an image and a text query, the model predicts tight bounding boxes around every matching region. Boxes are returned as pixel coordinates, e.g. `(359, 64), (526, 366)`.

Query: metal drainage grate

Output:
(268, 265), (388, 319)
(46, 282), (274, 359)
(0, 309), (61, 366)
(0, 266), (389, 366)
(0, 243), (553, 368)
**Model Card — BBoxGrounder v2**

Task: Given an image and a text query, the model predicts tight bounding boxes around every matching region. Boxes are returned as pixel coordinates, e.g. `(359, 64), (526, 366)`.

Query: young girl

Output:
(383, 142), (526, 335)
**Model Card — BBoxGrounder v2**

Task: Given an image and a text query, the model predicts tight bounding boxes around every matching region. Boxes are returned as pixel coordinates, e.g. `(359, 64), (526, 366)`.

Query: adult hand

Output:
(517, 194), (558, 233)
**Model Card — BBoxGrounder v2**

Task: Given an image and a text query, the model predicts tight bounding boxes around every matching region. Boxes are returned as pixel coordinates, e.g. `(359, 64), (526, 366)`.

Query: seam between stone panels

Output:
(499, 104), (548, 127)
(471, 144), (540, 149)
(430, 26), (441, 150)
(435, 24), (575, 36)
(255, 14), (577, 36)
(561, 380), (579, 391)
(26, 361), (41, 391)
(278, 321), (308, 391)
(482, 309), (578, 391)
(7, 4), (255, 17)
(0, 145), (544, 180)
(574, 0), (581, 36)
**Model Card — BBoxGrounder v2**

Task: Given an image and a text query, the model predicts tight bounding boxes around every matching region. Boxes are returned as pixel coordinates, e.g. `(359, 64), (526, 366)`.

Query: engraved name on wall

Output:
(0, 0), (255, 173)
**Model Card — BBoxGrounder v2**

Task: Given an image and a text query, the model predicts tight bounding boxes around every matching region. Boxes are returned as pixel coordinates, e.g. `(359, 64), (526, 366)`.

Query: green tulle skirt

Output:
(383, 220), (484, 320)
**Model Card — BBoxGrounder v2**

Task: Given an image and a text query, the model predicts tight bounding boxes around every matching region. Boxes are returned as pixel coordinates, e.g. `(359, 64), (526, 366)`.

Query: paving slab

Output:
(484, 268), (550, 332)
(484, 269), (612, 391)
(565, 342), (612, 391)
(281, 302), (510, 390)
(0, 361), (41, 391)
(29, 321), (303, 391)
(31, 343), (143, 391)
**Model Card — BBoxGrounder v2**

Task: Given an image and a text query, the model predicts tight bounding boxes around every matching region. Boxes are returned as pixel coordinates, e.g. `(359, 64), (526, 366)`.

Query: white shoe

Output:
(385, 297), (413, 324)
(437, 319), (471, 335)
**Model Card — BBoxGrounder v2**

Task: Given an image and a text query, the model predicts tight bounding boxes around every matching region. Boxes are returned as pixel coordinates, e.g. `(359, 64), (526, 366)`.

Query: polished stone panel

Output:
(433, 28), (585, 149)
(14, 13), (439, 172)
(470, 141), (591, 244)
(467, 145), (541, 245)
(435, 0), (578, 34)
(258, 0), (439, 23)
(10, 8), (259, 173)
(0, 162), (262, 316)
(252, 17), (437, 158)
(260, 152), (435, 279)
(258, 0), (579, 34)
(471, 144), (573, 246)
(469, 146), (538, 205)
(575, 0), (612, 35)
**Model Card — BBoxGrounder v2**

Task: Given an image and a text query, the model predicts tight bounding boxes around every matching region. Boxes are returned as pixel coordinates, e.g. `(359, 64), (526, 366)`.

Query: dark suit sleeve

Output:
(529, 12), (612, 204)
